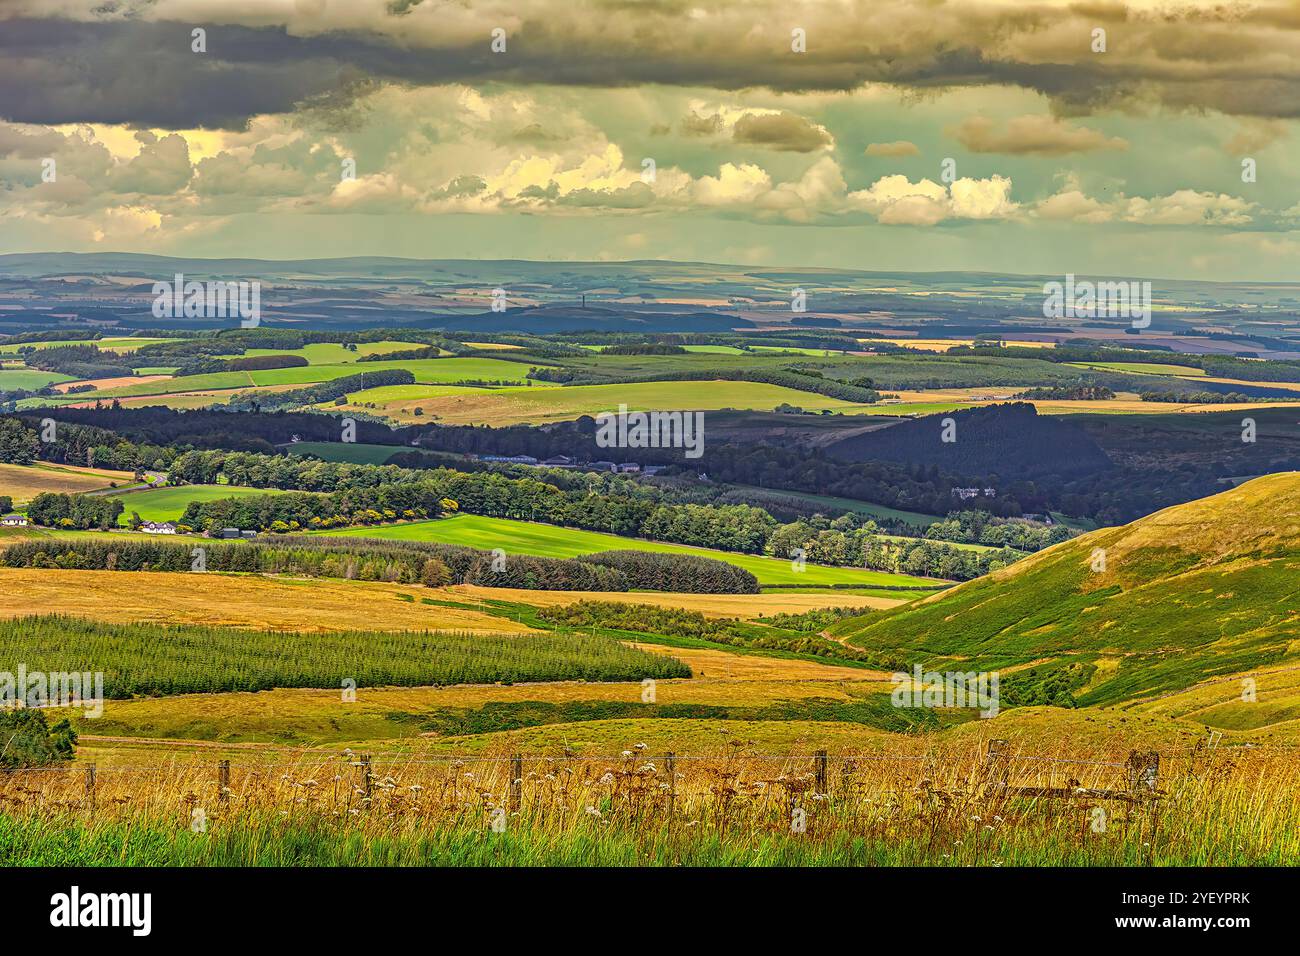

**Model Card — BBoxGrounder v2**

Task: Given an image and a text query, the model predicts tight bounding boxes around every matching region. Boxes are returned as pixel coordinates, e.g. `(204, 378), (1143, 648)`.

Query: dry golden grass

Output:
(1196, 376), (1300, 393)
(8, 735), (1298, 865)
(624, 641), (885, 681)
(448, 583), (906, 616)
(0, 462), (137, 504)
(0, 568), (533, 633)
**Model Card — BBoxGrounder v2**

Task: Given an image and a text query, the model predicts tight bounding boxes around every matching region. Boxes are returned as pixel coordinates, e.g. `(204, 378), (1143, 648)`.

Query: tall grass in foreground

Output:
(0, 615), (690, 696)
(1, 743), (1296, 865)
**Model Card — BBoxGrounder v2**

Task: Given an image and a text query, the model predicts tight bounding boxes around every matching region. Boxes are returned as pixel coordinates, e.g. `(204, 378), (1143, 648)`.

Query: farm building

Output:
(1, 514), (28, 527)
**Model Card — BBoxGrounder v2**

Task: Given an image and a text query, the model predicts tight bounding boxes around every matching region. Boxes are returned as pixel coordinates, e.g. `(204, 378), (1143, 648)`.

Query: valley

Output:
(1, 257), (1298, 870)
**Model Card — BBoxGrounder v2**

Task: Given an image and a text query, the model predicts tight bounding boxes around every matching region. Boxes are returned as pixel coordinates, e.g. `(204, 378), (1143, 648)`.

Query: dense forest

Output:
(825, 404), (1113, 479)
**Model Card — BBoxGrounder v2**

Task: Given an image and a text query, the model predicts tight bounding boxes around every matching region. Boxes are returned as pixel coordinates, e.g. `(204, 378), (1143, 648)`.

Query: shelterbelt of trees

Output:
(1, 535), (760, 594)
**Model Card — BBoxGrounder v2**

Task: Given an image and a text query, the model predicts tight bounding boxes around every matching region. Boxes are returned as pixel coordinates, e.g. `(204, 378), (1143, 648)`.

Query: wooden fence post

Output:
(84, 763), (96, 812)
(984, 739), (1009, 792)
(218, 759), (230, 806)
(1126, 751), (1159, 796)
(509, 754), (523, 813)
(665, 752), (676, 828)
(359, 753), (372, 802)
(814, 750), (828, 795)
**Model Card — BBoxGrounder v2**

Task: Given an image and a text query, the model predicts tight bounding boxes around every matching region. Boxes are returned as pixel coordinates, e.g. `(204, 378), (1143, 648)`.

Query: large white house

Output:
(1, 514), (28, 527)
(140, 521), (178, 535)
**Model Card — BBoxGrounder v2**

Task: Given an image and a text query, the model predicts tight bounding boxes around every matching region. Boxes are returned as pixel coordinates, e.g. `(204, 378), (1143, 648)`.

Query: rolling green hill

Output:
(831, 472), (1300, 706)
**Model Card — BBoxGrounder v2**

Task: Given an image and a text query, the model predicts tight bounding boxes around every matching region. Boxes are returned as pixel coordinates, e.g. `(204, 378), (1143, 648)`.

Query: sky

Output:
(0, 0), (1298, 279)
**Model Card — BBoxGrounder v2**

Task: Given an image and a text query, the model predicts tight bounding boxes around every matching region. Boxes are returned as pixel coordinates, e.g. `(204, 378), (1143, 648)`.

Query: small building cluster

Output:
(1018, 513), (1055, 525)
(476, 454), (665, 475)
(952, 487), (997, 500)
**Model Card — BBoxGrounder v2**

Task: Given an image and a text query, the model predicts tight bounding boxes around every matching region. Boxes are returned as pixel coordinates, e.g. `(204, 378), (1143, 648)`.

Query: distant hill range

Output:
(2, 252), (1297, 340)
(411, 305), (750, 334)
(832, 472), (1300, 707)
(825, 403), (1113, 479)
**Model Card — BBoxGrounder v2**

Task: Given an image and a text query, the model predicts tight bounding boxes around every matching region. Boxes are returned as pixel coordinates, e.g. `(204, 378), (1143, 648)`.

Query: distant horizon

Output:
(3, 250), (1297, 289)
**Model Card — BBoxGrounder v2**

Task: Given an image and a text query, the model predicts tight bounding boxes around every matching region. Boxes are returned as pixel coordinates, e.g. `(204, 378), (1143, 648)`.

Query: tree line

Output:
(1, 536), (758, 594)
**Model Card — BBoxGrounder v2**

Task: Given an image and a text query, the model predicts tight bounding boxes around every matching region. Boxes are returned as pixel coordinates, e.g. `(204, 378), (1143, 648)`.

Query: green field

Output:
(109, 484), (287, 522)
(211, 341), (426, 365)
(1066, 361), (1206, 376)
(0, 368), (74, 390)
(310, 513), (947, 587)
(339, 383), (490, 404)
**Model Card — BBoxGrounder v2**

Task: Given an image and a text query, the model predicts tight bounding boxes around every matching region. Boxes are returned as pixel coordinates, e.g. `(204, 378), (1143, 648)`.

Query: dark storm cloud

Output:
(0, 19), (344, 128)
(1, 2), (1298, 129)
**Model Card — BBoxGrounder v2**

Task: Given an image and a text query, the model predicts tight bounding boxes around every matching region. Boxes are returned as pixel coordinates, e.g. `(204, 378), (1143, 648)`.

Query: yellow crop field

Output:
(0, 568), (534, 633)
(335, 380), (876, 426)
(860, 338), (1055, 352)
(0, 461), (137, 504)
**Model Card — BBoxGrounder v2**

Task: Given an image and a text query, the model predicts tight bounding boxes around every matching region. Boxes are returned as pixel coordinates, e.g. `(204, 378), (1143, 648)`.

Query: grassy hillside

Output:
(832, 472), (1300, 706)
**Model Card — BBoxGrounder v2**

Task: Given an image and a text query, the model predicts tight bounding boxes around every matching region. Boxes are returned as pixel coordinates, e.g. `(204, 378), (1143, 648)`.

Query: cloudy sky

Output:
(1, 0), (1298, 279)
